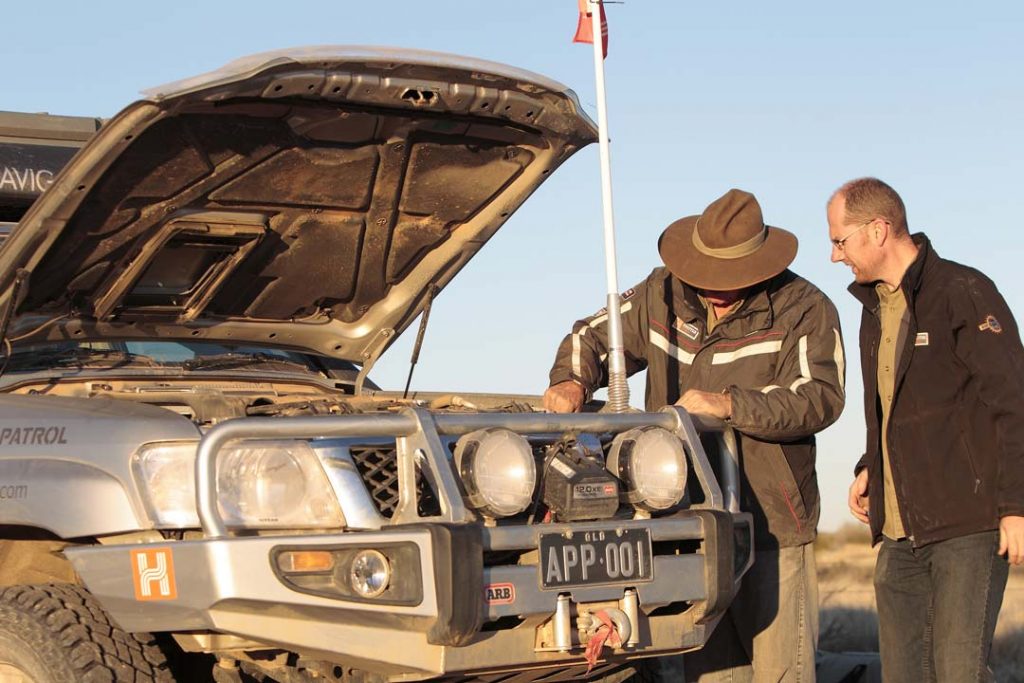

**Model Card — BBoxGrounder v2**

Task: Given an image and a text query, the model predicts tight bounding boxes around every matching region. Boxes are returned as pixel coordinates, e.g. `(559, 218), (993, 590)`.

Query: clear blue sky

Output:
(4, 1), (1023, 531)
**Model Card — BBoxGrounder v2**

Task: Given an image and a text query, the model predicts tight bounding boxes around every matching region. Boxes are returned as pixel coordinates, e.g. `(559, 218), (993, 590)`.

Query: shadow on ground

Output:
(818, 607), (1024, 683)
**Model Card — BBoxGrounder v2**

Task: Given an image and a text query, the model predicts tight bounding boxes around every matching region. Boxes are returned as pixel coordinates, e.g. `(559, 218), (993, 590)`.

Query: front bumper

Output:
(69, 406), (753, 679)
(66, 510), (752, 679)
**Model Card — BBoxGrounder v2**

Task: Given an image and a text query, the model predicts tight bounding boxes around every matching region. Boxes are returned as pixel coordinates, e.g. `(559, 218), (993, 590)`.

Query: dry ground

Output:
(816, 525), (1024, 682)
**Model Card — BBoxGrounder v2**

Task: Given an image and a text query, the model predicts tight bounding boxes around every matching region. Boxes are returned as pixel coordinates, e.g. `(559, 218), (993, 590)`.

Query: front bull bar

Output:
(195, 406), (741, 538)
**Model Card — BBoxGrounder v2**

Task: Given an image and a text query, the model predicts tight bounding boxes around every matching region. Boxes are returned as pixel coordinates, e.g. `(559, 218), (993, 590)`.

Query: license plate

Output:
(539, 527), (654, 589)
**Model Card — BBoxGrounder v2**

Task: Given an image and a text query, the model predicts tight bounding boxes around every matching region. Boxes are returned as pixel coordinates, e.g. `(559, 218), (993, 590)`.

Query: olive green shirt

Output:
(876, 283), (907, 540)
(699, 295), (744, 333)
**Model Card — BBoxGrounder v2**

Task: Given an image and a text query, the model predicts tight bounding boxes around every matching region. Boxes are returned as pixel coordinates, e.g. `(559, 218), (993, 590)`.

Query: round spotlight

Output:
(454, 428), (537, 518)
(607, 427), (688, 511)
(350, 549), (391, 598)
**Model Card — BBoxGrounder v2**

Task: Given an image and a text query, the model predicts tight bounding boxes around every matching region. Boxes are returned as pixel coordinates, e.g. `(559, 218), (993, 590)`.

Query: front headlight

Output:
(134, 442), (200, 527)
(218, 441), (343, 528)
(453, 428), (537, 518)
(134, 440), (344, 529)
(607, 427), (688, 511)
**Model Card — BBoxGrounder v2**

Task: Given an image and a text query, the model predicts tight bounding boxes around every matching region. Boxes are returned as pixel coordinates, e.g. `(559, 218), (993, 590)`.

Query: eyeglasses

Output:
(830, 219), (875, 253)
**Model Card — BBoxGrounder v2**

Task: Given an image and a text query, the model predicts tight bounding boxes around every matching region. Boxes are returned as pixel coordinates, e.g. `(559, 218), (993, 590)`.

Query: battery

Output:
(541, 447), (620, 522)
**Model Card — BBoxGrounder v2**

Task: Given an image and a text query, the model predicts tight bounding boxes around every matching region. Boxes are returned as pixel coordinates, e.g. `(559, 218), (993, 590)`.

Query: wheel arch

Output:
(0, 526), (82, 587)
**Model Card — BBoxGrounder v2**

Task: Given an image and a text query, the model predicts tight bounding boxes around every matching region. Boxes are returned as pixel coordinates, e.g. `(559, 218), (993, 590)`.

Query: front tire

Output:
(0, 584), (174, 682)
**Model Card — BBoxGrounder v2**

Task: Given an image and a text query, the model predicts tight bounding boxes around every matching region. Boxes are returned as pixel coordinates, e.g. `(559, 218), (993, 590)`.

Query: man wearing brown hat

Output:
(545, 188), (845, 682)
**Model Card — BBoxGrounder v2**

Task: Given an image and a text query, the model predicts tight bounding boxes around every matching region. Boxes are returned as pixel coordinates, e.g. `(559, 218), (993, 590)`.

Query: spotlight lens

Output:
(632, 428), (687, 508)
(610, 427), (688, 510)
(455, 429), (537, 517)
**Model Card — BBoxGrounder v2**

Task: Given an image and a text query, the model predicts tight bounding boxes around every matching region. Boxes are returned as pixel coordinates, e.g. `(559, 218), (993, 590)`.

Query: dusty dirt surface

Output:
(627, 526), (1022, 682)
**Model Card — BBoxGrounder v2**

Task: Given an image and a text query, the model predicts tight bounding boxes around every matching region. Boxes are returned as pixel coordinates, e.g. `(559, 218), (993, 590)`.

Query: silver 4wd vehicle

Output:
(0, 48), (752, 683)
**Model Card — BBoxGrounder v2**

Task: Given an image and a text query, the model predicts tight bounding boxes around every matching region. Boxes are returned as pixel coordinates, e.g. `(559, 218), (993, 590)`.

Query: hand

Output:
(999, 515), (1024, 565)
(543, 380), (585, 413)
(848, 469), (870, 524)
(677, 389), (732, 420)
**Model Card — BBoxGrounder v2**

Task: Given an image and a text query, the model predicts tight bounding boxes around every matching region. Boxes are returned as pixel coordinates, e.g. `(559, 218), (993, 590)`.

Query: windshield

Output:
(3, 340), (335, 376)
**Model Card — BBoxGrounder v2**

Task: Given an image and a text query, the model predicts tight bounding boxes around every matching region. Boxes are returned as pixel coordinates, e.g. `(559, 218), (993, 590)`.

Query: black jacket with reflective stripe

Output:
(851, 234), (1024, 547)
(549, 267), (846, 548)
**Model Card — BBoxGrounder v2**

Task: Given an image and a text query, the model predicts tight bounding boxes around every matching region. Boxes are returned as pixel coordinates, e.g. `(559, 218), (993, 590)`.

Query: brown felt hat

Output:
(658, 189), (798, 290)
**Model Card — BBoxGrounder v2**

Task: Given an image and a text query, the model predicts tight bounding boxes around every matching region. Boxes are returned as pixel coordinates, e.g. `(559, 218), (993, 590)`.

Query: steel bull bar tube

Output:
(687, 412), (742, 514)
(430, 410), (678, 435)
(195, 405), (742, 537)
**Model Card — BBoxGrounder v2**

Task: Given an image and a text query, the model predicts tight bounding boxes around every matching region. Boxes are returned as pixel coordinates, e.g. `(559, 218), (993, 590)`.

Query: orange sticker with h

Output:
(130, 547), (177, 601)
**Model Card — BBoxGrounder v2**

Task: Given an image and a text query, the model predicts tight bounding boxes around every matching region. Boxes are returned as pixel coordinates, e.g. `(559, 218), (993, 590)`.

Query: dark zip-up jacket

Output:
(851, 234), (1024, 547)
(549, 267), (846, 548)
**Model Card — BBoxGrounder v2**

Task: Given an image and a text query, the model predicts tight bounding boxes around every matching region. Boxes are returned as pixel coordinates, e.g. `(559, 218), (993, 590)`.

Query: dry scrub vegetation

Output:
(816, 525), (1024, 682)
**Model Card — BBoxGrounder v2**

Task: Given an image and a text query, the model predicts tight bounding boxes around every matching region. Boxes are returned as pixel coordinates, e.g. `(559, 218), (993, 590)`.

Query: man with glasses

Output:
(828, 177), (1024, 682)
(546, 188), (846, 682)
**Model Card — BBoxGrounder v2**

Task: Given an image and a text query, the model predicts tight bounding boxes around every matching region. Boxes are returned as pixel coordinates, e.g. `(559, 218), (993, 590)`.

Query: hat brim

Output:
(658, 215), (798, 290)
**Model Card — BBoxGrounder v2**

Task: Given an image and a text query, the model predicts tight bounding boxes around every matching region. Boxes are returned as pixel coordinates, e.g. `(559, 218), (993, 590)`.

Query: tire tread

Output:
(0, 583), (175, 682)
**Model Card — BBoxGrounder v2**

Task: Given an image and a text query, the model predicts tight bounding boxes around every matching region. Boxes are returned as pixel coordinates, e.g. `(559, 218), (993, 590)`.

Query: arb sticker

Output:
(131, 547), (177, 601)
(485, 582), (516, 605)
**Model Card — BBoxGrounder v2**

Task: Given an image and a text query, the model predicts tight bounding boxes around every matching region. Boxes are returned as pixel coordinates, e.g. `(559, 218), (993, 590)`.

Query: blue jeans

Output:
(683, 543), (819, 683)
(875, 531), (1008, 683)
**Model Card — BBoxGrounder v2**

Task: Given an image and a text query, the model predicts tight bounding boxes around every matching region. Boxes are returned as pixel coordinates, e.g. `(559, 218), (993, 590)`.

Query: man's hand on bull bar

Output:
(543, 380), (586, 413)
(677, 389), (732, 420)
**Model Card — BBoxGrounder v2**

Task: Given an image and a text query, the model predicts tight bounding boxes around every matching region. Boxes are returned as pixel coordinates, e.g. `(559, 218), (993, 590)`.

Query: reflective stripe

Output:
(711, 340), (783, 365)
(589, 301), (633, 329)
(571, 301), (633, 377)
(761, 385), (782, 393)
(649, 329), (695, 365)
(789, 335), (811, 391)
(833, 327), (845, 393)
(572, 333), (582, 377)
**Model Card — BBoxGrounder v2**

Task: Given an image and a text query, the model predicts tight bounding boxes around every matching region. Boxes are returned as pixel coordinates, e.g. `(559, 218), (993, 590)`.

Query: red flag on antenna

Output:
(573, 0), (608, 58)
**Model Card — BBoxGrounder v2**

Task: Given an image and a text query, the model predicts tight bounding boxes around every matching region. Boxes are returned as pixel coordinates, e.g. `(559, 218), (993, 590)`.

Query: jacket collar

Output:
(672, 271), (780, 338)
(848, 233), (934, 309)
